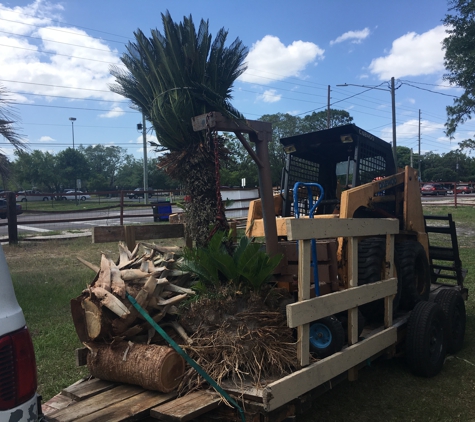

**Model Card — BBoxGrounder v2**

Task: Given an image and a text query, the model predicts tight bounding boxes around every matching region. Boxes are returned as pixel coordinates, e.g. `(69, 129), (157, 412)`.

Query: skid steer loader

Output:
(193, 113), (467, 379)
(245, 123), (467, 367)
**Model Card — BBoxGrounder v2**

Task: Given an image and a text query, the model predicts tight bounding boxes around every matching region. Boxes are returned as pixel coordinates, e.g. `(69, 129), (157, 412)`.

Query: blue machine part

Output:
(293, 182), (325, 296)
(309, 321), (333, 349)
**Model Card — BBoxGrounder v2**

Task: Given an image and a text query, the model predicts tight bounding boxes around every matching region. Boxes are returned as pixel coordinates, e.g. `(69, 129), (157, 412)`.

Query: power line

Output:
(0, 42), (120, 65)
(0, 14), (129, 42)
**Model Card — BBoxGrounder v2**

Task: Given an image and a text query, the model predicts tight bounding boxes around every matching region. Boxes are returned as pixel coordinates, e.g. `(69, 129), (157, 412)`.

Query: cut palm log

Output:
(86, 342), (185, 393)
(110, 265), (126, 299)
(70, 296), (112, 342)
(77, 257), (100, 273)
(95, 254), (111, 292)
(92, 287), (130, 318)
(141, 242), (182, 254)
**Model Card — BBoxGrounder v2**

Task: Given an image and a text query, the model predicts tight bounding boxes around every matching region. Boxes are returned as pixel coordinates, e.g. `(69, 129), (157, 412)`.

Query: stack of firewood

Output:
(71, 241), (195, 392)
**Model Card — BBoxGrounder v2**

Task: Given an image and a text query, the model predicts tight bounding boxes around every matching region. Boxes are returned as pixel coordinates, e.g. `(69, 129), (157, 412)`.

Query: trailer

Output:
(42, 114), (467, 421)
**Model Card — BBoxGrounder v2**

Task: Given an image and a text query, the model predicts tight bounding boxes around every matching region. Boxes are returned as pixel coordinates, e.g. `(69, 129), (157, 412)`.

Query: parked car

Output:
(127, 188), (154, 199)
(0, 246), (40, 421)
(61, 190), (90, 201)
(0, 199), (23, 219)
(420, 183), (448, 196)
(16, 190), (51, 202)
(455, 184), (473, 194)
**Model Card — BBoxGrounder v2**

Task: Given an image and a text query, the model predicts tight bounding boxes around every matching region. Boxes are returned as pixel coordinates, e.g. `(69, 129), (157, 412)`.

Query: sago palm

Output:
(110, 12), (248, 246)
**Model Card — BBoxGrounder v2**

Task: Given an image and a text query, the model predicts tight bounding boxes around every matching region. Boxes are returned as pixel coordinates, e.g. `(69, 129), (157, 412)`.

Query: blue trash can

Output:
(151, 201), (172, 222)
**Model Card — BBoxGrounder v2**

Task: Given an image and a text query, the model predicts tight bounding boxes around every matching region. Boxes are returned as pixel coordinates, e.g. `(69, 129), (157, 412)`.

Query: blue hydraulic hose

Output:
(126, 292), (246, 422)
(293, 182), (325, 296)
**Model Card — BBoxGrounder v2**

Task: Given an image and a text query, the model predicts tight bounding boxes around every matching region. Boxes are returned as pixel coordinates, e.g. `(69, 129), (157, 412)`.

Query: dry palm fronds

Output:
(177, 290), (299, 394)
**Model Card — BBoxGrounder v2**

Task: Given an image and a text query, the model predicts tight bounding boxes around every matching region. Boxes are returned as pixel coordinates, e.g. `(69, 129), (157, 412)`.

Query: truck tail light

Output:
(0, 327), (37, 410)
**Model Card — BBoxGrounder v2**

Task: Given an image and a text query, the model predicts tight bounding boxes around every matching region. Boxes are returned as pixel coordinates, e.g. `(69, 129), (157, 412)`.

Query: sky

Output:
(1, 0), (474, 165)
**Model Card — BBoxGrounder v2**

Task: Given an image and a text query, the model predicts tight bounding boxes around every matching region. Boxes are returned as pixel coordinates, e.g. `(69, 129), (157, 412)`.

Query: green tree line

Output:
(6, 145), (178, 193)
(5, 112), (475, 193)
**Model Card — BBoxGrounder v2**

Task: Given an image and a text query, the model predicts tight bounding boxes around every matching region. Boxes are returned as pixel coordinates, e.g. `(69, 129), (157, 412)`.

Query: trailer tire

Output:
(434, 289), (466, 354)
(309, 316), (344, 359)
(406, 301), (447, 377)
(358, 237), (402, 320)
(396, 241), (430, 310)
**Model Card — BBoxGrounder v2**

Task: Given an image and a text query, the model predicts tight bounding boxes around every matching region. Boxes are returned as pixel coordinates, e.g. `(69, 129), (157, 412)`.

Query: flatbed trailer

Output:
(43, 216), (467, 421)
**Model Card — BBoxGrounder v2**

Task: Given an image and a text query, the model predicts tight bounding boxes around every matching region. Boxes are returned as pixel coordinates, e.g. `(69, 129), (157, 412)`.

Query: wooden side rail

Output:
(285, 217), (399, 367)
(92, 224), (192, 251)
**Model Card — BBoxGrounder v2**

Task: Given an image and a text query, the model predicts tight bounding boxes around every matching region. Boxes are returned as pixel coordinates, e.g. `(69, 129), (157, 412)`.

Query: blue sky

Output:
(1, 0), (473, 164)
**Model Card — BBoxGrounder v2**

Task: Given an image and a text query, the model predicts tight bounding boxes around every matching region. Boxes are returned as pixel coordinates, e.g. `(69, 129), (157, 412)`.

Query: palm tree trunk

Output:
(159, 144), (225, 248)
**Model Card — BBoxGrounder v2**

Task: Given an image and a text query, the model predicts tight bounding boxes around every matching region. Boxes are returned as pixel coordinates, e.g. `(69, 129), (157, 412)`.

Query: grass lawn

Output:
(3, 206), (475, 420)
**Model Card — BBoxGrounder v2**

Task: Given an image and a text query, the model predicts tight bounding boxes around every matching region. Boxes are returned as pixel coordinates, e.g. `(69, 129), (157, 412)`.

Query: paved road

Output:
(0, 205), (181, 237)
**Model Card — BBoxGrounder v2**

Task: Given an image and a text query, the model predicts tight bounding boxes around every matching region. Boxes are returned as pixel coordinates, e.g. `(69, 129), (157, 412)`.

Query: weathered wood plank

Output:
(150, 390), (221, 422)
(42, 394), (74, 416)
(48, 384), (144, 422)
(297, 240), (311, 366)
(287, 278), (398, 328)
(285, 218), (399, 241)
(74, 390), (176, 422)
(92, 224), (185, 244)
(61, 377), (116, 401)
(263, 327), (397, 411)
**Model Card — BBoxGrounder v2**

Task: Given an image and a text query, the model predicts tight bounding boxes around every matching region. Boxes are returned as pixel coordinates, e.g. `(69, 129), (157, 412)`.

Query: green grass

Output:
(3, 206), (475, 419)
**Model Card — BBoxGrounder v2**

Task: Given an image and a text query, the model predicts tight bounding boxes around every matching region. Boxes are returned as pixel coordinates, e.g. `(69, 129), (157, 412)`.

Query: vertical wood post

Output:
(120, 191), (124, 226)
(123, 226), (136, 252)
(297, 239), (311, 366)
(347, 237), (359, 381)
(6, 192), (18, 245)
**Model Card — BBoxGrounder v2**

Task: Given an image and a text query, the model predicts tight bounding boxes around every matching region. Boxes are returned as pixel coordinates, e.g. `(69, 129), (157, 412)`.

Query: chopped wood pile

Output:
(72, 240), (298, 396)
(72, 241), (194, 392)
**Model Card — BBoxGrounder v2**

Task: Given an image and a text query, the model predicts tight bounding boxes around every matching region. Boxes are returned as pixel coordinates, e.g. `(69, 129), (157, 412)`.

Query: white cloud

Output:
(257, 89), (281, 103)
(39, 135), (55, 143)
(99, 106), (125, 118)
(369, 25), (446, 80)
(0, 1), (124, 102)
(330, 28), (370, 45)
(380, 119), (444, 141)
(240, 35), (324, 84)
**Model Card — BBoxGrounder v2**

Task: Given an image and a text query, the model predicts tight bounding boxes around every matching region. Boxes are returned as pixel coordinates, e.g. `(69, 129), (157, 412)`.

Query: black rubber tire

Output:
(335, 309), (366, 341)
(80, 196), (86, 201)
(434, 289), (466, 354)
(358, 237), (402, 320)
(21, 198), (27, 202)
(406, 301), (447, 377)
(395, 241), (431, 310)
(309, 315), (345, 359)
(42, 197), (49, 201)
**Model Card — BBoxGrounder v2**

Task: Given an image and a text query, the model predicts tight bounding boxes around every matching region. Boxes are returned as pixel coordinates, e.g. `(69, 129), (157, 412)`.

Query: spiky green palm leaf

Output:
(110, 11), (247, 152)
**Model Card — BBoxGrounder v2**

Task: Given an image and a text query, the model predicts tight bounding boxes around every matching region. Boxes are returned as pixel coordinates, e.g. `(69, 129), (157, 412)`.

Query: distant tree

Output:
(443, 0), (475, 137)
(80, 145), (131, 190)
(12, 150), (59, 192)
(300, 109), (353, 133)
(116, 156), (143, 189)
(396, 146), (421, 169)
(111, 12), (247, 246)
(56, 148), (90, 191)
(0, 85), (27, 182)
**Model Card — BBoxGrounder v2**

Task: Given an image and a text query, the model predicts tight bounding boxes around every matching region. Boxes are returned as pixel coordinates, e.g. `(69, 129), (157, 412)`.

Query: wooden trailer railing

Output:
(262, 218), (399, 412)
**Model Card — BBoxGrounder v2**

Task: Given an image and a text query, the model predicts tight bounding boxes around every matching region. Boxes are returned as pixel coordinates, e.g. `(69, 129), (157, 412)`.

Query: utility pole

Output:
(418, 109), (421, 180)
(327, 85), (331, 129)
(142, 112), (149, 205)
(410, 148), (413, 167)
(391, 77), (397, 167)
(337, 78), (399, 166)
